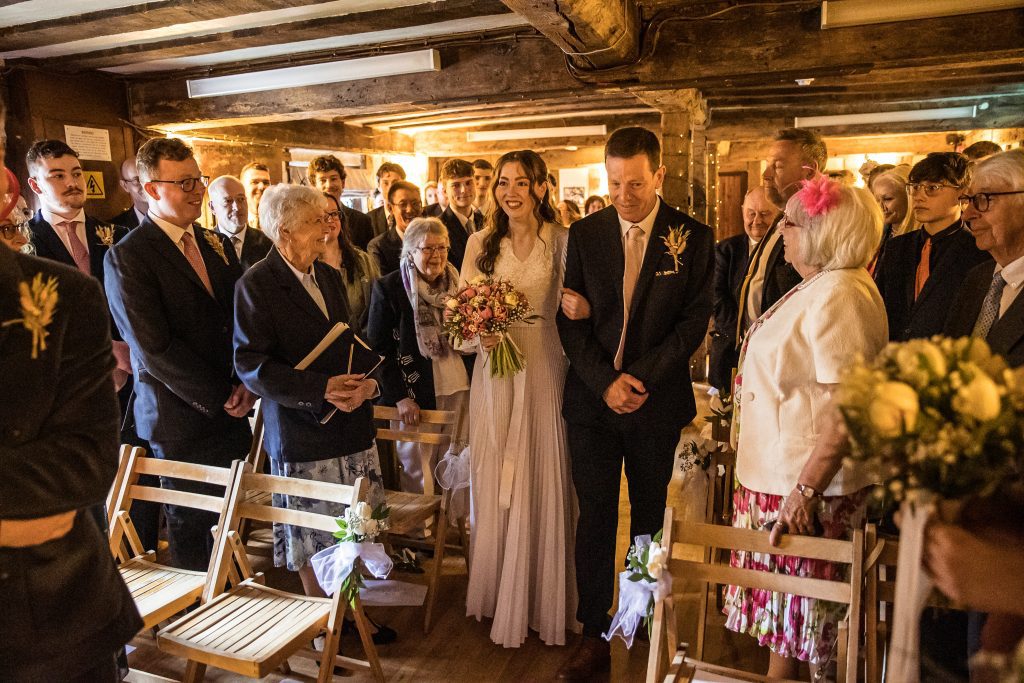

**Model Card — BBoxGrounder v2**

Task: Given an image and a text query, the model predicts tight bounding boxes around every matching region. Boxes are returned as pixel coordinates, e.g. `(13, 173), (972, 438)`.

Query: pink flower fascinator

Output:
(795, 176), (842, 217)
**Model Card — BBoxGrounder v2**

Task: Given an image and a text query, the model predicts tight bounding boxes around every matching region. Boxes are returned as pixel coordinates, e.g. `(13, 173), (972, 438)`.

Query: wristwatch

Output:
(796, 483), (822, 499)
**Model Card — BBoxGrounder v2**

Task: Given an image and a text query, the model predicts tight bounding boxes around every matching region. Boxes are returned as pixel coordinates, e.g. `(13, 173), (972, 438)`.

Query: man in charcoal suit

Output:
(105, 137), (255, 571)
(0, 135), (143, 681)
(367, 180), (422, 276)
(556, 127), (714, 680)
(112, 155), (149, 230)
(208, 175), (272, 271)
(366, 162), (406, 239)
(308, 154), (375, 250)
(437, 158), (483, 271)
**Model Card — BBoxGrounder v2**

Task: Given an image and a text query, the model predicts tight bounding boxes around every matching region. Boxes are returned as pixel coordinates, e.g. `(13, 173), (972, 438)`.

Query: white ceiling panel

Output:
(0, 0), (149, 28)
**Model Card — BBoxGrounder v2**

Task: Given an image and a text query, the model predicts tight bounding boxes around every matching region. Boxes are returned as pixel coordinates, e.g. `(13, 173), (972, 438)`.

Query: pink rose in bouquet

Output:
(443, 275), (536, 378)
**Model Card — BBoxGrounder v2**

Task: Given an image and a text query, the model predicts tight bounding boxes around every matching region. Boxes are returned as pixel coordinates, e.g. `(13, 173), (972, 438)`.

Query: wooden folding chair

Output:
(647, 508), (864, 683)
(107, 444), (140, 523)
(157, 461), (384, 683)
(373, 404), (465, 632)
(108, 447), (234, 632)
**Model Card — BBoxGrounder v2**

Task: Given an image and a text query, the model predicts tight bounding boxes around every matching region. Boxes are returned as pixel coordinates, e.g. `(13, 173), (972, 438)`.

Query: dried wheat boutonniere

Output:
(95, 224), (116, 246)
(201, 229), (229, 264)
(3, 273), (59, 359)
(662, 227), (691, 273)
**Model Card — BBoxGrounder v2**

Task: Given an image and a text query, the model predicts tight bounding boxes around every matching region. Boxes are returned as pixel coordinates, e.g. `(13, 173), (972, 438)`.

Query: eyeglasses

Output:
(417, 245), (449, 255)
(906, 182), (957, 197)
(958, 190), (1024, 213)
(0, 221), (29, 239)
(323, 210), (341, 222)
(148, 176), (210, 193)
(392, 201), (423, 211)
(121, 177), (141, 187)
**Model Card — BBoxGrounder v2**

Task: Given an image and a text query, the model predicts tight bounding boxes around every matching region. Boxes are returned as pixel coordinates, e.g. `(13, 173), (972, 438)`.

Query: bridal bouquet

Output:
(310, 501), (392, 606)
(836, 336), (1024, 682)
(443, 275), (536, 378)
(604, 531), (672, 648)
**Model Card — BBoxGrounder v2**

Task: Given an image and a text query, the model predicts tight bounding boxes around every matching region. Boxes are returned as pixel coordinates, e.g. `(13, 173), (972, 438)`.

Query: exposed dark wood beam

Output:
(167, 120), (416, 155)
(499, 0), (640, 69)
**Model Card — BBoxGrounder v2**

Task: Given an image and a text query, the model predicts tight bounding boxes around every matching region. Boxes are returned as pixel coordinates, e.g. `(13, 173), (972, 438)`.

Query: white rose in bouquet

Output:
(646, 541), (669, 580)
(895, 340), (945, 387)
(869, 381), (919, 437)
(953, 373), (1002, 422)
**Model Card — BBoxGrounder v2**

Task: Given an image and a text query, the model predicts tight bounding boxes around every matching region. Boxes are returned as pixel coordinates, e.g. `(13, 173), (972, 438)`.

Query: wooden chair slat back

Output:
(669, 559), (853, 603)
(374, 428), (450, 446)
(243, 471), (365, 503)
(127, 485), (225, 513)
(111, 447), (231, 516)
(672, 521), (855, 563)
(134, 457), (234, 486)
(373, 406), (455, 425)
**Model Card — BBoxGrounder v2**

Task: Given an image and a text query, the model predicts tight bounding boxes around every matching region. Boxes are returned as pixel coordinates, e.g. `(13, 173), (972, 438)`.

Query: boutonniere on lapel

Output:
(201, 229), (230, 265)
(657, 226), (691, 276)
(2, 273), (59, 359)
(95, 224), (116, 246)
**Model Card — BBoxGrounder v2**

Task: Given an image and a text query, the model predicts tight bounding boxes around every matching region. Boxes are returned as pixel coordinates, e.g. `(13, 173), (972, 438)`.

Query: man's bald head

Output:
(119, 155), (149, 213)
(742, 186), (779, 243)
(208, 175), (248, 235)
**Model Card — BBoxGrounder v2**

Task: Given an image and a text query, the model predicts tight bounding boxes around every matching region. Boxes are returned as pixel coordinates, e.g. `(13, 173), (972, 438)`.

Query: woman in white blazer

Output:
(724, 177), (888, 680)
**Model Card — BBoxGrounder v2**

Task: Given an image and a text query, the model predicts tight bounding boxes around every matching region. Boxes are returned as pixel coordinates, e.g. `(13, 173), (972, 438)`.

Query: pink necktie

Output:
(614, 225), (644, 370)
(181, 231), (214, 296)
(57, 220), (90, 274)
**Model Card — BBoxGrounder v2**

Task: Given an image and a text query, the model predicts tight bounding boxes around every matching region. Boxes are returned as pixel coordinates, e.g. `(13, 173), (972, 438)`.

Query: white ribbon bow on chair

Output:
(310, 541), (393, 596)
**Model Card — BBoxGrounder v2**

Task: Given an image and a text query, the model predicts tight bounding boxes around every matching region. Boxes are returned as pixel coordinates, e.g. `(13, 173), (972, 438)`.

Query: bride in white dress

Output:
(461, 150), (579, 647)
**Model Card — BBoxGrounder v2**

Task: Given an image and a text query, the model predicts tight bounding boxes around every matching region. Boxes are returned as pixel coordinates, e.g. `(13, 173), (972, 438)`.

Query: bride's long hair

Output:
(476, 150), (558, 275)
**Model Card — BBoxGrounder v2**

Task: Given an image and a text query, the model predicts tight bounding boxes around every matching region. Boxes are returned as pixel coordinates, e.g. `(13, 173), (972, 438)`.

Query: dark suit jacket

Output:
(0, 247), (142, 680)
(876, 220), (992, 341)
(112, 207), (142, 230)
(945, 260), (1024, 368)
(29, 210), (128, 283)
(342, 205), (375, 251)
(709, 233), (750, 392)
(736, 218), (801, 343)
(104, 219), (246, 443)
(234, 226), (273, 271)
(234, 248), (375, 463)
(367, 205), (391, 239)
(557, 202), (715, 433)
(440, 205), (482, 272)
(368, 226), (403, 276)
(422, 203), (444, 218)
(366, 270), (474, 411)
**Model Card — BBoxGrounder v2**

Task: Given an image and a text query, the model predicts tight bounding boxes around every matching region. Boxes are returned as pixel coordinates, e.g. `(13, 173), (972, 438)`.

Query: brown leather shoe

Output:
(555, 636), (611, 681)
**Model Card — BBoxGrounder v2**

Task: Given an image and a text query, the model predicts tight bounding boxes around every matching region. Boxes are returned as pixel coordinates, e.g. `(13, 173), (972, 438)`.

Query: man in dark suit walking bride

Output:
(556, 126), (714, 679)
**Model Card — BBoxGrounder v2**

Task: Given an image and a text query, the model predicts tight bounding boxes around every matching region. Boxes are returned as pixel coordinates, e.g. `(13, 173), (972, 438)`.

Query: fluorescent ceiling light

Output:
(795, 106), (977, 128)
(103, 14), (527, 74)
(821, 0), (1024, 28)
(186, 49), (440, 98)
(467, 125), (607, 142)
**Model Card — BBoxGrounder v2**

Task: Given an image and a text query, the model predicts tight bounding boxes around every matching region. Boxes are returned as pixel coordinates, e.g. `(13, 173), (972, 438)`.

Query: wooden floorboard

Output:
(127, 387), (771, 681)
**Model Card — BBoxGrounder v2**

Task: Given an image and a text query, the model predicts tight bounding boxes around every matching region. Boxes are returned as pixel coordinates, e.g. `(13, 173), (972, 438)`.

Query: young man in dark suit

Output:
(366, 162), (405, 238)
(437, 158), (483, 271)
(112, 155), (149, 229)
(208, 175), (272, 271)
(876, 152), (991, 342)
(367, 180), (422, 276)
(308, 154), (375, 250)
(709, 186), (778, 393)
(556, 127), (714, 679)
(104, 137), (256, 571)
(1, 141), (143, 680)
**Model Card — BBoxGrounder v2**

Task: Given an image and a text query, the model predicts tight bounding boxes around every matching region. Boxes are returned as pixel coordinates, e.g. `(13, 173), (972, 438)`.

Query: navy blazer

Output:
(709, 233), (749, 392)
(0, 246), (142, 679)
(876, 220), (991, 341)
(557, 202), (715, 433)
(368, 226), (403, 276)
(234, 248), (375, 463)
(366, 269), (474, 410)
(342, 205), (375, 251)
(29, 210), (128, 283)
(439, 205), (482, 272)
(104, 219), (245, 442)
(367, 205), (390, 239)
(112, 207), (141, 230)
(945, 260), (1024, 368)
(235, 226), (273, 271)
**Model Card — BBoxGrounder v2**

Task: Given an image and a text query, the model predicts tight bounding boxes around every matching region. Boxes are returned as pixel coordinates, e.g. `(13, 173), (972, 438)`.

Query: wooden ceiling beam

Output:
(498, 0), (640, 69)
(164, 119), (416, 155)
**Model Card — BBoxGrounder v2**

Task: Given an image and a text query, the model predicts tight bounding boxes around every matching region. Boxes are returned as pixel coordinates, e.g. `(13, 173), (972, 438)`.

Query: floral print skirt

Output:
(270, 444), (386, 571)
(722, 483), (869, 664)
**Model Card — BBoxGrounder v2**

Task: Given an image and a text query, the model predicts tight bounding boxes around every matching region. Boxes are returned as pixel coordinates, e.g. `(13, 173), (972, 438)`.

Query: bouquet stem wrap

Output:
(487, 332), (525, 378)
(886, 492), (936, 683)
(310, 541), (393, 601)
(603, 534), (673, 648)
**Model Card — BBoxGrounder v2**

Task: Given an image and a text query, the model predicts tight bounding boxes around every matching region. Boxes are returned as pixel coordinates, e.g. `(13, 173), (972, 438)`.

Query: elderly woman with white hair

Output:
(233, 183), (387, 602)
(724, 177), (888, 680)
(366, 216), (471, 493)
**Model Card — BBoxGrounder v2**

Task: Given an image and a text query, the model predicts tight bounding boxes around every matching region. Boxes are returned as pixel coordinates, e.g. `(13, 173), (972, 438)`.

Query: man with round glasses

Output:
(875, 151), (991, 342)
(368, 179), (422, 276)
(104, 137), (255, 571)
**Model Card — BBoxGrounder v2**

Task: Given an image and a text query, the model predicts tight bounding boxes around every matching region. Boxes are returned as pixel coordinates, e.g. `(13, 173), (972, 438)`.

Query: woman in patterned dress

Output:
(725, 178), (888, 679)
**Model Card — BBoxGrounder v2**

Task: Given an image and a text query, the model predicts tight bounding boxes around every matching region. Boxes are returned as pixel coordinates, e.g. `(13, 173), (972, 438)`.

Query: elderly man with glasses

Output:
(874, 151), (992, 342)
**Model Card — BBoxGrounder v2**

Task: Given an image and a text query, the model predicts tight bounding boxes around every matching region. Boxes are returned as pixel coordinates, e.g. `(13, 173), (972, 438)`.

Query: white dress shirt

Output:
(451, 206), (477, 234)
(616, 197), (660, 255)
(996, 255), (1024, 317)
(148, 212), (196, 254)
(280, 253), (328, 318)
(218, 227), (246, 260)
(42, 207), (88, 257)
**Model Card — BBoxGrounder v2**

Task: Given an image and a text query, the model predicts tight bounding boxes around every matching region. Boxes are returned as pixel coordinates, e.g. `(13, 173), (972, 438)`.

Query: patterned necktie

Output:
(914, 237), (932, 299)
(180, 231), (214, 296)
(231, 235), (243, 259)
(972, 271), (1007, 339)
(614, 225), (645, 370)
(57, 220), (90, 274)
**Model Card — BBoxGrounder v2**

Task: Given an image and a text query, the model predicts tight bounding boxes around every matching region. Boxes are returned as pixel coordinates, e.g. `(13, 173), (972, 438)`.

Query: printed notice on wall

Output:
(64, 125), (112, 162)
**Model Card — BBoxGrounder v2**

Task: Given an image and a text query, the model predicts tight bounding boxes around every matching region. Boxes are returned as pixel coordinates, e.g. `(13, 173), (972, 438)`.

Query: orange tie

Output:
(914, 237), (931, 299)
(181, 231), (214, 296)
